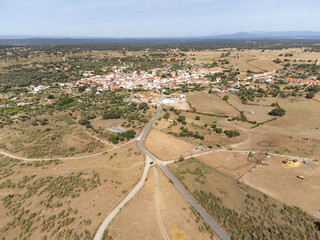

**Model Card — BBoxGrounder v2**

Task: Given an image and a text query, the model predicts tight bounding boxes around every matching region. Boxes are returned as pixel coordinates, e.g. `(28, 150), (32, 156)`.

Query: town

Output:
(2, 65), (320, 109)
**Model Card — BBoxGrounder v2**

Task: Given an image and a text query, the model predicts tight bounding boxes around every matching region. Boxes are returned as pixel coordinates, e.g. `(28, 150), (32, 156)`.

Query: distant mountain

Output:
(208, 31), (320, 39)
(0, 31), (320, 45)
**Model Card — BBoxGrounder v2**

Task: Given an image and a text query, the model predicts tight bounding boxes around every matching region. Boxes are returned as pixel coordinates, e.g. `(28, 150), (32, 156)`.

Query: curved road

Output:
(93, 106), (161, 240)
(0, 138), (138, 162)
(1, 105), (230, 240)
(136, 106), (230, 240)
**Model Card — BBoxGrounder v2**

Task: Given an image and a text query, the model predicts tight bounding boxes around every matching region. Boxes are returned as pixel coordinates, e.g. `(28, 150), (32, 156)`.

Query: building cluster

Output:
(8, 66), (319, 109)
(284, 77), (320, 85)
(75, 67), (224, 92)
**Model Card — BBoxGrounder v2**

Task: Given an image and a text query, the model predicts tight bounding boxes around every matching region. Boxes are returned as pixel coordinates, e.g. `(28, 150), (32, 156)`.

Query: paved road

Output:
(93, 155), (152, 240)
(93, 106), (161, 240)
(158, 163), (230, 240)
(137, 106), (231, 240)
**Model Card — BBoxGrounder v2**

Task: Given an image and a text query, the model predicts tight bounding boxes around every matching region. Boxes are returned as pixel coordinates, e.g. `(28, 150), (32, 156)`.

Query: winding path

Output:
(0, 138), (138, 162)
(2, 104), (316, 240)
(153, 168), (170, 240)
(136, 106), (231, 240)
(93, 106), (161, 240)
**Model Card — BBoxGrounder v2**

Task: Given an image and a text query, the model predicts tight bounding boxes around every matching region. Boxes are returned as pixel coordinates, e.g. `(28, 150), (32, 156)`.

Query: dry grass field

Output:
(145, 129), (197, 160)
(168, 158), (256, 212)
(0, 142), (144, 240)
(90, 118), (125, 130)
(152, 112), (228, 150)
(242, 156), (320, 218)
(162, 100), (191, 111)
(0, 119), (107, 159)
(196, 151), (254, 179)
(222, 94), (274, 123)
(107, 166), (215, 240)
(168, 158), (320, 239)
(186, 48), (320, 72)
(259, 99), (320, 139)
(228, 127), (320, 158)
(216, 97), (320, 158)
(187, 92), (239, 117)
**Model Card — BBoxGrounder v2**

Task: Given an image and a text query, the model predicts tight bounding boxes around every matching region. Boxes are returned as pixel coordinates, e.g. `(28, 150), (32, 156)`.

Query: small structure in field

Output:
(282, 159), (301, 168)
(195, 145), (205, 151)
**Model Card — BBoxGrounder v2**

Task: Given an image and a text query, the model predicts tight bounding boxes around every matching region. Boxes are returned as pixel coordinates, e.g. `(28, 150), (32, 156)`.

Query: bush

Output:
(103, 110), (122, 119)
(269, 107), (286, 116)
(195, 116), (200, 120)
(306, 91), (315, 99)
(78, 118), (90, 125)
(224, 130), (240, 138)
(124, 130), (136, 140)
(223, 95), (229, 101)
(177, 115), (185, 122)
(215, 128), (222, 134)
(138, 102), (149, 110)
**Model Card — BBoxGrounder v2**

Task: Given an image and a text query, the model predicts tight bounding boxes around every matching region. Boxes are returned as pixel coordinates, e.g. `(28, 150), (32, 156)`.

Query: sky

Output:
(1, 0), (320, 37)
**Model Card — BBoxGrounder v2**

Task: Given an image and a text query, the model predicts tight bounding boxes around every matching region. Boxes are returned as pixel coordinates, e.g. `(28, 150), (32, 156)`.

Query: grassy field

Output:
(260, 99), (320, 139)
(0, 142), (144, 240)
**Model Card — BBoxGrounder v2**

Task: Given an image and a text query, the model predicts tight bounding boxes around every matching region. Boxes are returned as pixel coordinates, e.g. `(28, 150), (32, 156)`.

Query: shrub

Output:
(269, 107), (286, 116)
(178, 115), (185, 122)
(224, 130), (240, 138)
(138, 102), (148, 110)
(78, 118), (90, 125)
(223, 95), (229, 101)
(306, 91), (315, 99)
